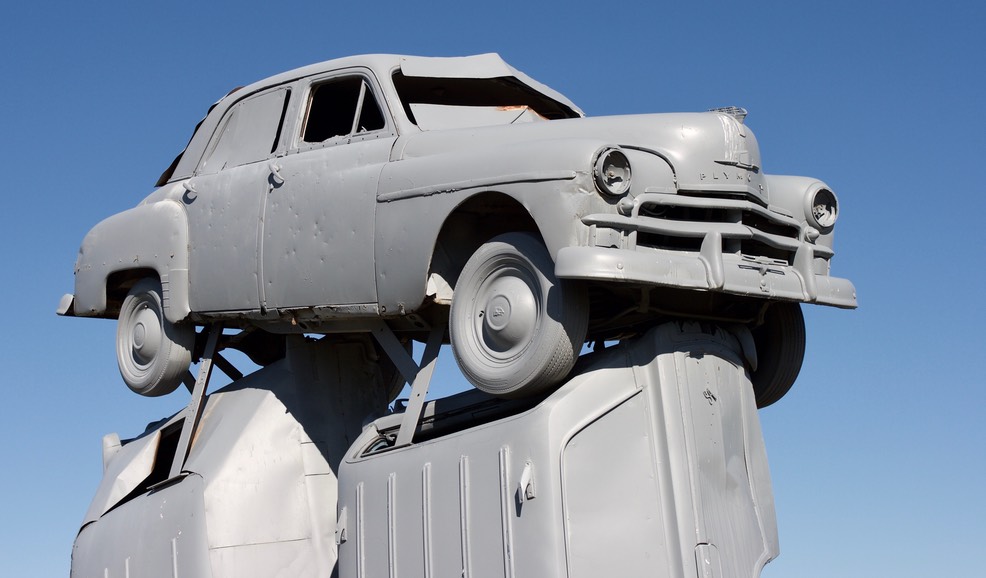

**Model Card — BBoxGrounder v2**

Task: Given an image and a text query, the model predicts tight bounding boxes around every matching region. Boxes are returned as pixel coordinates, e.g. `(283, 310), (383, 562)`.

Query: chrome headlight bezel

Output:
(804, 183), (838, 233)
(593, 147), (632, 197)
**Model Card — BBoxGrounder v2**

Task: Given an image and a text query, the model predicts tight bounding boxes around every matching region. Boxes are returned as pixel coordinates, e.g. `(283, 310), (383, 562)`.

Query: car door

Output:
(183, 86), (291, 314)
(261, 71), (395, 312)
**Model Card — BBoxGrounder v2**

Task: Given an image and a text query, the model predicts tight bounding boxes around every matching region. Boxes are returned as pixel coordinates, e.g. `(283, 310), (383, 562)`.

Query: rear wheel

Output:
(751, 302), (806, 408)
(116, 278), (195, 397)
(450, 232), (588, 398)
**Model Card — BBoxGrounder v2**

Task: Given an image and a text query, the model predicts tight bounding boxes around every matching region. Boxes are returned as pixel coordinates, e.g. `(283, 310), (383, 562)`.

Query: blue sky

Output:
(1, 1), (983, 576)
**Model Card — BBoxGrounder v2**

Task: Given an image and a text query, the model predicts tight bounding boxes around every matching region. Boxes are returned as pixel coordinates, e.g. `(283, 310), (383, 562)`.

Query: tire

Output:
(751, 302), (806, 408)
(450, 232), (588, 398)
(116, 278), (195, 397)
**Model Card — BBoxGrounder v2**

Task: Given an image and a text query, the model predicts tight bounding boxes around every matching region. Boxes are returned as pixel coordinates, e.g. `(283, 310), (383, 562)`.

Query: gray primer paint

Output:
(339, 322), (777, 577)
(62, 53), (854, 331)
(74, 323), (778, 577)
(65, 53), (853, 576)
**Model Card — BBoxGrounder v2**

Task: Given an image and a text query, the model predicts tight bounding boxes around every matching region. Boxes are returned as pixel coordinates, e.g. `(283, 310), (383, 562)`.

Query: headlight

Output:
(594, 147), (631, 197)
(805, 184), (838, 232)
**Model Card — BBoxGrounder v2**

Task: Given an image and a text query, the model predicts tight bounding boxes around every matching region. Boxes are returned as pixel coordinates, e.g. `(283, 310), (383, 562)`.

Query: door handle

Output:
(182, 180), (198, 202)
(269, 162), (284, 186)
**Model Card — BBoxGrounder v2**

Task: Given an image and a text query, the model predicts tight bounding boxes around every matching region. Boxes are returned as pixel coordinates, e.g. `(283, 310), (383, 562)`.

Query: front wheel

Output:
(116, 278), (195, 397)
(751, 302), (806, 408)
(450, 232), (588, 398)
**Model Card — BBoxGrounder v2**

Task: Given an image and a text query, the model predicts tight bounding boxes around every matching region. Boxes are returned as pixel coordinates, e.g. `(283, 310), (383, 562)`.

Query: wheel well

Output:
(105, 268), (158, 317)
(429, 192), (540, 289)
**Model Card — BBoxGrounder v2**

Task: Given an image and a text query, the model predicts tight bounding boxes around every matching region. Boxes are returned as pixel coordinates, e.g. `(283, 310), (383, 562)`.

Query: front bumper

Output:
(555, 193), (857, 308)
(556, 245), (856, 307)
(57, 293), (76, 316)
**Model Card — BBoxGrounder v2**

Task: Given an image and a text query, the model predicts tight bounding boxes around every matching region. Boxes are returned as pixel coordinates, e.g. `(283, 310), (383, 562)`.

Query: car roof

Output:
(161, 54), (582, 185)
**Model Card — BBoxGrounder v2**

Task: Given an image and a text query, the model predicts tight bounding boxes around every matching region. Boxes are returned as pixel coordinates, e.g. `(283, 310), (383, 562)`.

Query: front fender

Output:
(375, 137), (679, 313)
(381, 136), (608, 200)
(375, 138), (604, 310)
(74, 200), (191, 323)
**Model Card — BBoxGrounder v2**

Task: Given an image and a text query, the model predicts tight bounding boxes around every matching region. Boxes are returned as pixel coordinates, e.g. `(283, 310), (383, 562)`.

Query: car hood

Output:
(392, 111), (767, 204)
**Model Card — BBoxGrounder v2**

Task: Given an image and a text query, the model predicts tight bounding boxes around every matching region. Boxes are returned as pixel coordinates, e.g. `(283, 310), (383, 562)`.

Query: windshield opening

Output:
(156, 86), (243, 186)
(392, 72), (580, 127)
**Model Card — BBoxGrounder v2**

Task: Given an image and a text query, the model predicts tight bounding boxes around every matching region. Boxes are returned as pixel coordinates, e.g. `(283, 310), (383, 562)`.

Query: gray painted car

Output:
(59, 53), (855, 402)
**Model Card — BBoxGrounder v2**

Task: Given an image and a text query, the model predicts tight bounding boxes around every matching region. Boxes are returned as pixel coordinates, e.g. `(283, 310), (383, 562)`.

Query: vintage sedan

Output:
(59, 53), (855, 404)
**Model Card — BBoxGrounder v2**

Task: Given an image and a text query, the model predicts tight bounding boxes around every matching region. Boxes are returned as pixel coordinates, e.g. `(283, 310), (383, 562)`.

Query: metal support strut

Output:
(168, 323), (223, 479)
(371, 321), (445, 448)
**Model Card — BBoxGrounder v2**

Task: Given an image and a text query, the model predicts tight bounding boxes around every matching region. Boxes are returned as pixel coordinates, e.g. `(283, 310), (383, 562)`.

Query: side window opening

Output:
(105, 419), (184, 514)
(157, 86), (243, 186)
(303, 77), (385, 143)
(200, 87), (290, 174)
(142, 419), (183, 489)
(356, 85), (385, 133)
(271, 88), (292, 154)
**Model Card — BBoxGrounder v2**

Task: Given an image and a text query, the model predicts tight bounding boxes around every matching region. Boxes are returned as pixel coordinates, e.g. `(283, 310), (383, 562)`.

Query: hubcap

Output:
(478, 274), (538, 358)
(131, 305), (162, 365)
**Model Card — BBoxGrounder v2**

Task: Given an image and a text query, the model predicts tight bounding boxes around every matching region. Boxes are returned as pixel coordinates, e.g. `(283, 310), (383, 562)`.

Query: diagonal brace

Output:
(395, 327), (443, 447)
(371, 322), (444, 448)
(169, 323), (223, 479)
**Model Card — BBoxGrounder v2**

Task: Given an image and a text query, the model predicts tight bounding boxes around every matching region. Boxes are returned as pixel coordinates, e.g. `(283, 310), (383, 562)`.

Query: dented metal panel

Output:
(81, 429), (161, 525)
(184, 88), (291, 314)
(73, 474), (213, 578)
(563, 395), (668, 577)
(629, 323), (779, 576)
(186, 388), (312, 548)
(339, 322), (777, 578)
(182, 161), (268, 313)
(75, 321), (780, 578)
(72, 200), (190, 322)
(73, 336), (391, 577)
(262, 136), (393, 310)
